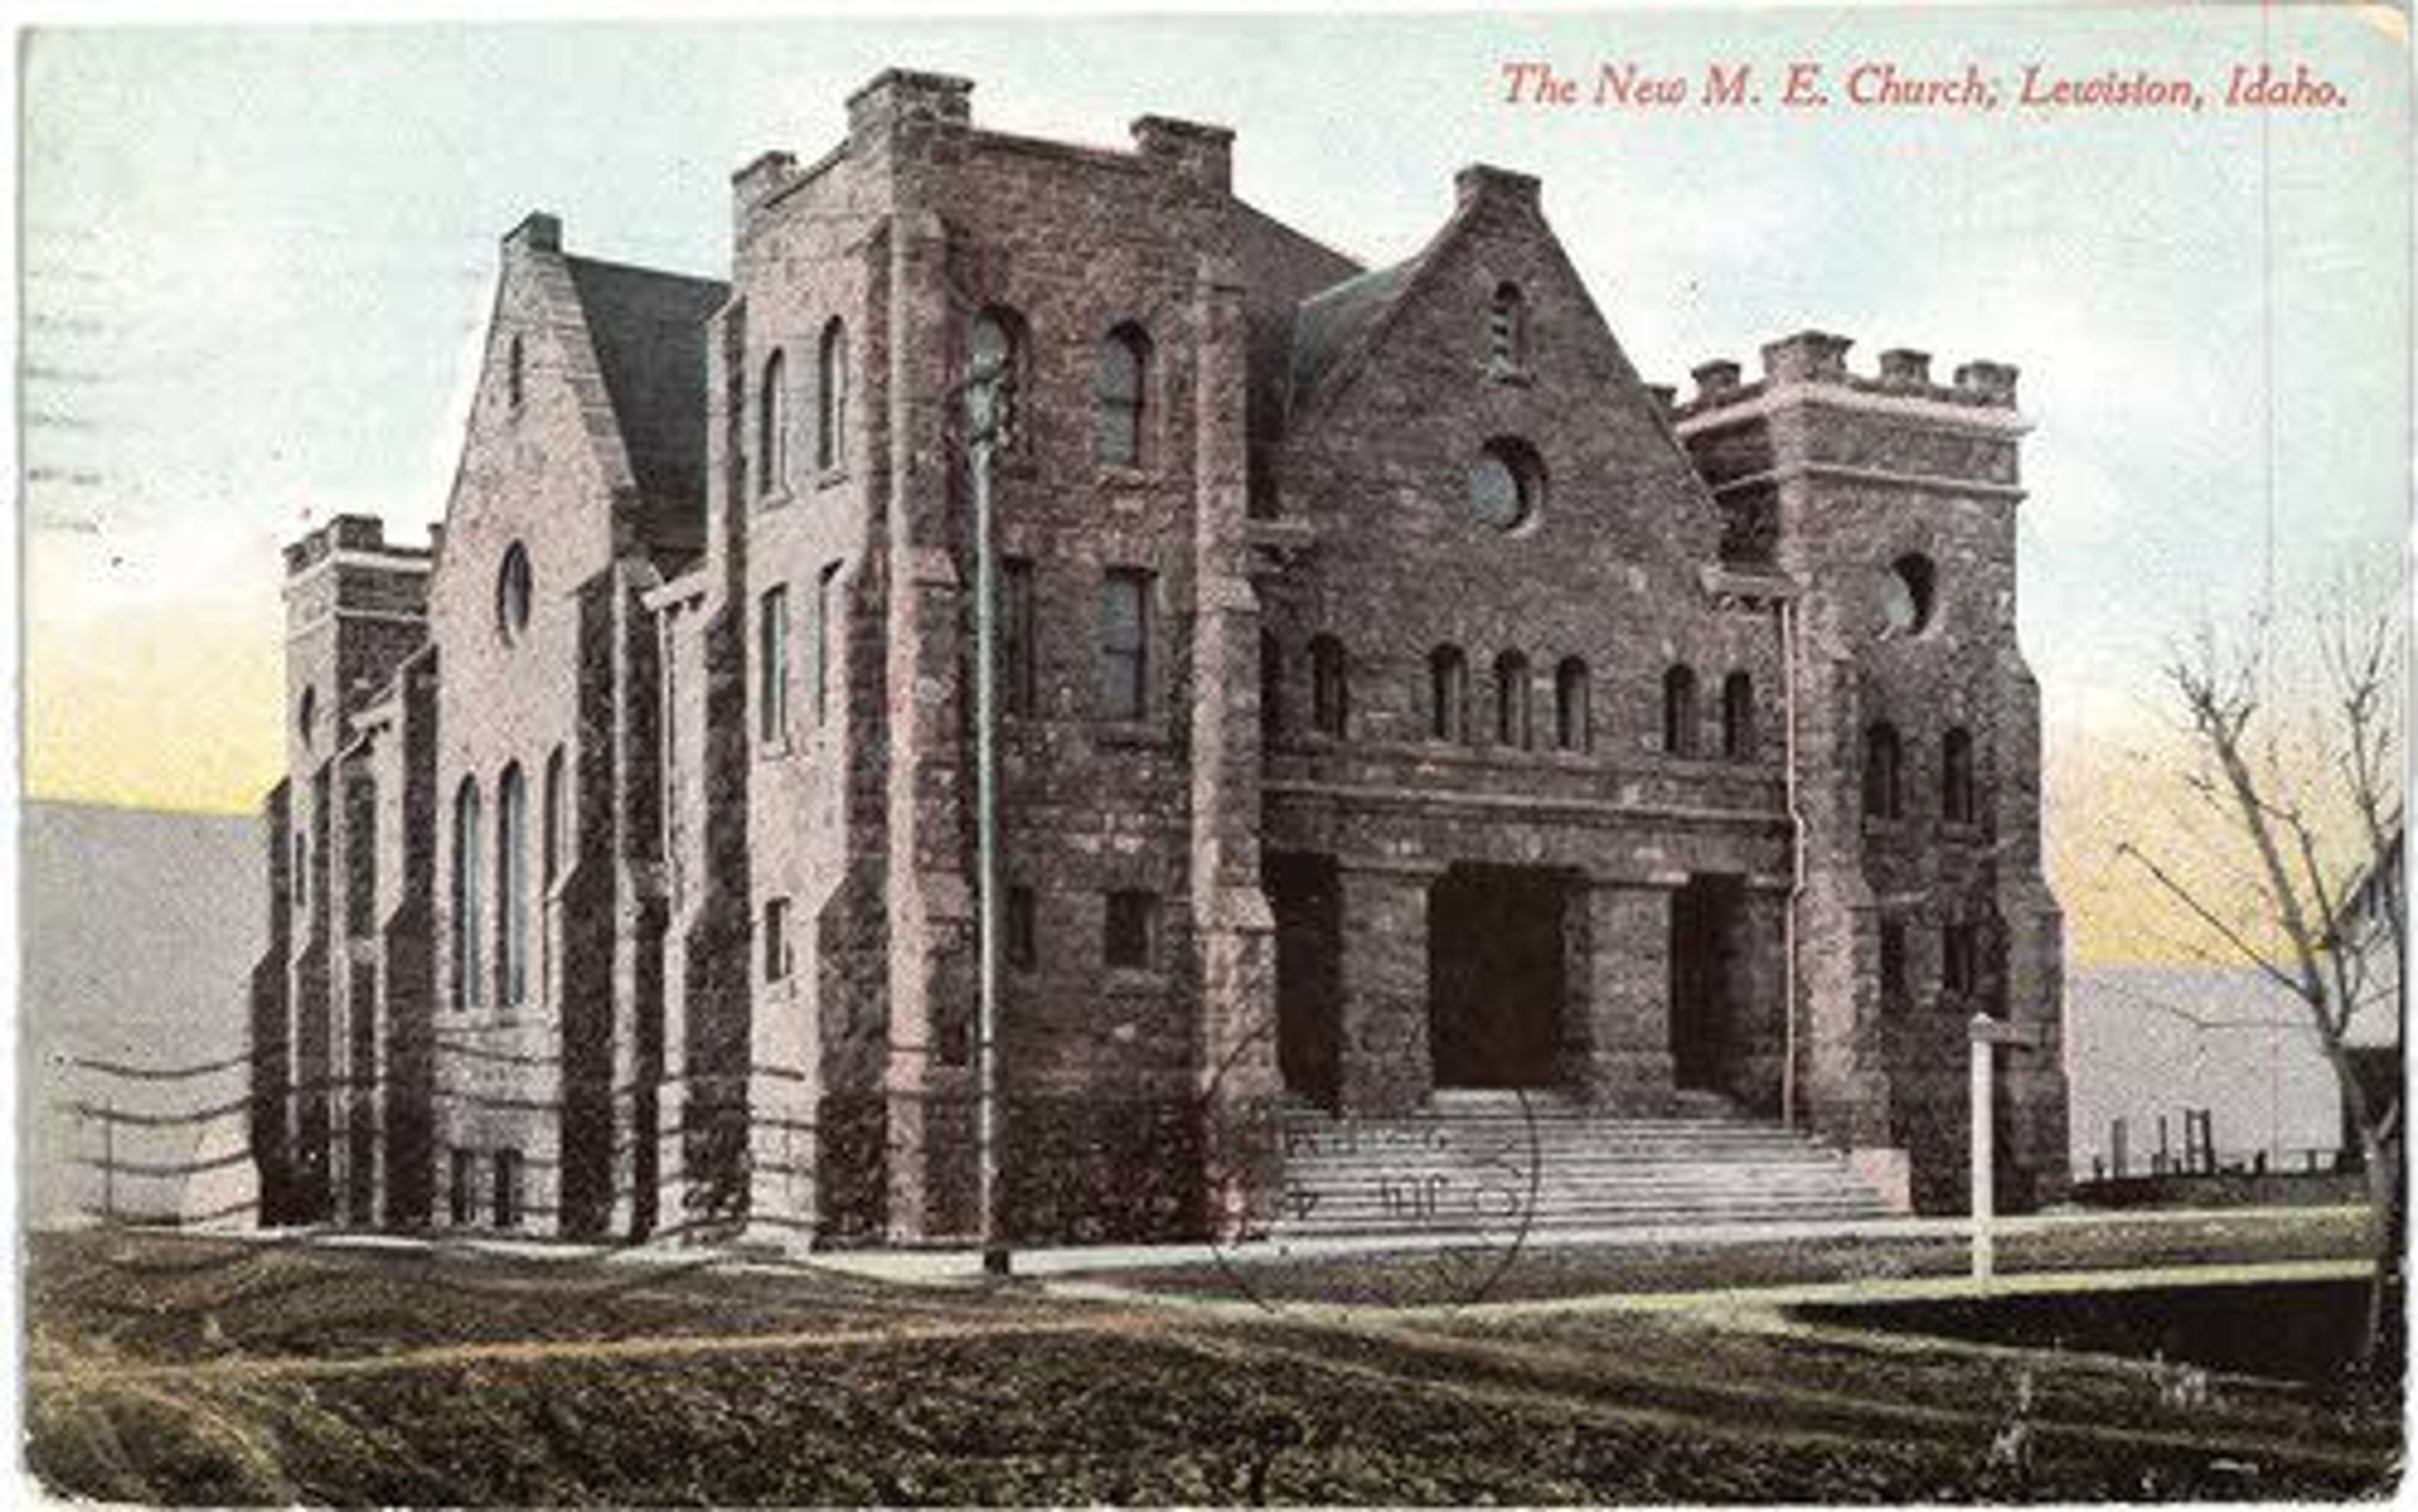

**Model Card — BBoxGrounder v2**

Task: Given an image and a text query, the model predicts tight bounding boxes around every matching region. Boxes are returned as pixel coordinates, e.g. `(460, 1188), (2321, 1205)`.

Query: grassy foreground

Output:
(25, 1225), (2404, 1504)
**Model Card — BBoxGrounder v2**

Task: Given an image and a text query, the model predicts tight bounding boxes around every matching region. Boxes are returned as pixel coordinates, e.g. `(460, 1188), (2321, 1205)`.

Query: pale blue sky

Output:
(18, 8), (2410, 826)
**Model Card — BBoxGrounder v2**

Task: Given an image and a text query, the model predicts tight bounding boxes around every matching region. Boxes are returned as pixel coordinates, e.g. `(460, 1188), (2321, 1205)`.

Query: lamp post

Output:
(968, 344), (1011, 1277)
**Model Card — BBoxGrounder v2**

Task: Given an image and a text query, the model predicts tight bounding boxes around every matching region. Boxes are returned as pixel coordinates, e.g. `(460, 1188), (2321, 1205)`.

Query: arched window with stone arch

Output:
(1722, 671), (1755, 760)
(758, 348), (788, 496)
(1429, 644), (1469, 743)
(1096, 323), (1151, 467)
(815, 319), (848, 472)
(496, 763), (528, 1011)
(1494, 650), (1531, 749)
(1942, 725), (1977, 824)
(1555, 657), (1591, 752)
(1865, 722), (1905, 820)
(1310, 635), (1349, 738)
(1662, 665), (1698, 756)
(453, 777), (484, 1011)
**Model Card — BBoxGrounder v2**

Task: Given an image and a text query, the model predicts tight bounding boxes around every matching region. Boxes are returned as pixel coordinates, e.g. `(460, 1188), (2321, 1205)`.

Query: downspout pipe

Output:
(1779, 594), (1808, 1131)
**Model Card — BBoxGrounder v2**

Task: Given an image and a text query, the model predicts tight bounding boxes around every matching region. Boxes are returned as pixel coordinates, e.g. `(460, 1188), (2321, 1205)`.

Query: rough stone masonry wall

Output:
(1263, 166), (1793, 1120)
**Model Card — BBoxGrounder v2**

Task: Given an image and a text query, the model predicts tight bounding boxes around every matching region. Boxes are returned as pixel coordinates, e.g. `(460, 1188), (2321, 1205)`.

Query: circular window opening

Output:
(497, 543), (533, 644)
(1468, 438), (1545, 533)
(1881, 553), (1936, 635)
(297, 686), (317, 751)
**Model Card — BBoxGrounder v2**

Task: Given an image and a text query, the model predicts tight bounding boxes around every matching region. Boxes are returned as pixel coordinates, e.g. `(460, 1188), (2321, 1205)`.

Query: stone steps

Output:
(1269, 1096), (1899, 1237)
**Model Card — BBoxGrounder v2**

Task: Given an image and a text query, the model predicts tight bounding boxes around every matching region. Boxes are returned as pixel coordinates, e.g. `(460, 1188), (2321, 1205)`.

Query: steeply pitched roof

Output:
(563, 256), (729, 520)
(1285, 258), (1416, 408)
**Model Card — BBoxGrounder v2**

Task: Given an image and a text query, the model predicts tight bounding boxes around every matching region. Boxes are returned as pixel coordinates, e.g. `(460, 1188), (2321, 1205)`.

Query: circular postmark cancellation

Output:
(1198, 1007), (1544, 1314)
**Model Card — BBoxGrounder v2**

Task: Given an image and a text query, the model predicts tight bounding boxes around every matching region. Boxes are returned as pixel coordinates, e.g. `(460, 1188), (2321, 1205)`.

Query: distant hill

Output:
(21, 800), (263, 1227)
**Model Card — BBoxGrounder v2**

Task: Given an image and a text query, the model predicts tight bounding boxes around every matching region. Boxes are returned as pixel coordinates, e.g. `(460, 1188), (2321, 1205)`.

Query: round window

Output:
(497, 543), (533, 643)
(1468, 440), (1543, 533)
(1880, 554), (1936, 635)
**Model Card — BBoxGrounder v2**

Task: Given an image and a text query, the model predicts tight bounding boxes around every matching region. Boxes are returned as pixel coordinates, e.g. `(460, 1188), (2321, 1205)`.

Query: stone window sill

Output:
(759, 737), (795, 762)
(758, 485), (795, 512)
(1103, 967), (1167, 994)
(1939, 819), (1985, 841)
(1096, 720), (1167, 750)
(816, 466), (850, 491)
(1096, 463), (1162, 488)
(1485, 363), (1535, 388)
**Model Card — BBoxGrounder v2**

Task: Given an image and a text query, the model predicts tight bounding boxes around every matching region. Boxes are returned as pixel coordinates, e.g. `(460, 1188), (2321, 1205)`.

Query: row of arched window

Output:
(1864, 722), (1979, 824)
(754, 312), (1159, 498)
(451, 749), (570, 1014)
(756, 319), (851, 498)
(1257, 640), (1765, 761)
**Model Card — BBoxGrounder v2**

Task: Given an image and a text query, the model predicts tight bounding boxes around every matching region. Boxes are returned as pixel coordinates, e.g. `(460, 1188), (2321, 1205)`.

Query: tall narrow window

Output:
(542, 747), (566, 889)
(758, 348), (788, 497)
(1429, 645), (1469, 742)
(496, 543), (532, 644)
(1494, 650), (1531, 749)
(1487, 282), (1527, 373)
(497, 763), (527, 1010)
(1863, 722), (1904, 820)
(1006, 885), (1037, 972)
(1310, 635), (1349, 738)
(1941, 726), (1976, 824)
(1879, 920), (1910, 1011)
(758, 586), (790, 746)
(814, 562), (841, 726)
(1260, 632), (1285, 746)
(1722, 671), (1755, 760)
(492, 1149), (522, 1230)
(1001, 557), (1037, 716)
(1942, 920), (1979, 997)
(1099, 569), (1152, 721)
(763, 897), (793, 982)
(1555, 657), (1591, 752)
(293, 835), (309, 911)
(453, 778), (484, 1011)
(506, 334), (525, 410)
(1097, 324), (1150, 467)
(450, 1148), (476, 1225)
(1662, 666), (1698, 756)
(1105, 890), (1159, 970)
(815, 318), (848, 472)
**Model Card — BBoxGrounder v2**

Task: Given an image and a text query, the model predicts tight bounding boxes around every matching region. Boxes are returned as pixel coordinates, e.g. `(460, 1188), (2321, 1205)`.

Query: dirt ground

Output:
(23, 1225), (2404, 1504)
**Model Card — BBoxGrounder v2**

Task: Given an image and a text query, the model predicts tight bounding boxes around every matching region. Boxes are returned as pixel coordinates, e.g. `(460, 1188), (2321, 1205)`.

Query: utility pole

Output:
(968, 340), (1011, 1278)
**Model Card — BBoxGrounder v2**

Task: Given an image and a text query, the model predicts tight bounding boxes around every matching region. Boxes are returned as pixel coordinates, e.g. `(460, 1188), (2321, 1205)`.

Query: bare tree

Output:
(2116, 591), (2404, 1368)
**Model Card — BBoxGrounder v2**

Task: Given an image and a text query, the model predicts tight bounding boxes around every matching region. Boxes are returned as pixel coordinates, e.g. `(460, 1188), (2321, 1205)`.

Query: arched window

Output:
(1881, 553), (1937, 635)
(1310, 635), (1349, 738)
(1554, 657), (1590, 752)
(966, 307), (1023, 445)
(1494, 651), (1531, 749)
(542, 747), (566, 889)
(1259, 632), (1284, 746)
(497, 764), (528, 1010)
(1429, 645), (1469, 743)
(1942, 726), (1976, 824)
(496, 543), (532, 644)
(1097, 324), (1150, 467)
(506, 334), (525, 410)
(1487, 282), (1527, 373)
(1864, 722), (1904, 820)
(758, 348), (788, 496)
(453, 778), (484, 1011)
(1662, 666), (1698, 756)
(815, 319), (848, 472)
(1722, 671), (1755, 760)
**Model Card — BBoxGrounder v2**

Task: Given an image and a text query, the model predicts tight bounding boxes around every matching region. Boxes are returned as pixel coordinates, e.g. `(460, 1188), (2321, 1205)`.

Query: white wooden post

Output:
(1970, 1013), (1994, 1283)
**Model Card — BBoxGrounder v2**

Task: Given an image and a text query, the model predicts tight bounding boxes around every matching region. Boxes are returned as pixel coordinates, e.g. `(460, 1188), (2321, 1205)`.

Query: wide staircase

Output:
(1268, 1090), (1901, 1239)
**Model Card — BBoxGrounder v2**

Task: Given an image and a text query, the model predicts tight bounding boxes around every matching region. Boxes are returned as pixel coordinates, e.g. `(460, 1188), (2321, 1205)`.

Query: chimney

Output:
(1761, 330), (1853, 385)
(1691, 359), (1742, 402)
(503, 211), (562, 257)
(1454, 163), (1542, 215)
(847, 68), (973, 143)
(1953, 360), (2020, 406)
(1132, 115), (1234, 195)
(1878, 348), (1933, 387)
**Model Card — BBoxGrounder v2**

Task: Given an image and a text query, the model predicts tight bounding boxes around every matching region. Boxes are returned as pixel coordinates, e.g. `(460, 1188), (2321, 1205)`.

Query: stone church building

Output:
(249, 69), (2069, 1244)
